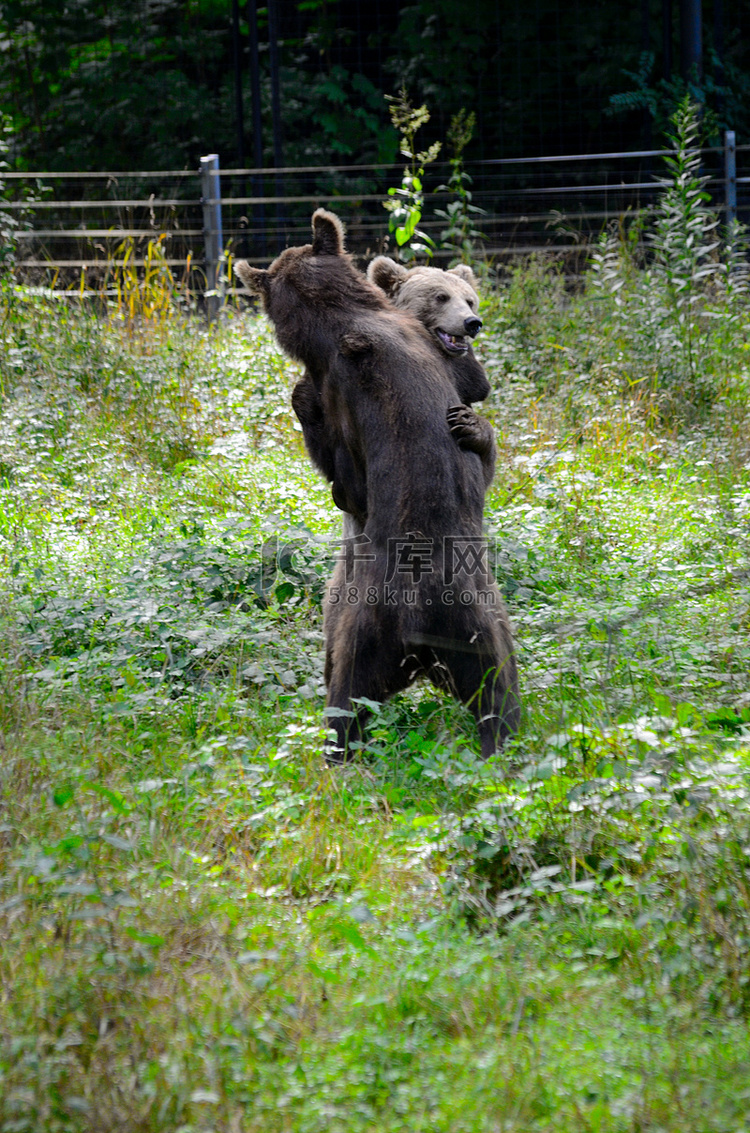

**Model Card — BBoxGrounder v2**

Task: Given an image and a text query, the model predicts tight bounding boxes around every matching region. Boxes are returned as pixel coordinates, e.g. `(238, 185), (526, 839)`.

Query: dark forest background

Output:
(2, 0), (749, 173)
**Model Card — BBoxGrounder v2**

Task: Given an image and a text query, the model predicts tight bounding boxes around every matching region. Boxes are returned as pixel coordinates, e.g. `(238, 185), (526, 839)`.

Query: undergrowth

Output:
(2, 107), (750, 1130)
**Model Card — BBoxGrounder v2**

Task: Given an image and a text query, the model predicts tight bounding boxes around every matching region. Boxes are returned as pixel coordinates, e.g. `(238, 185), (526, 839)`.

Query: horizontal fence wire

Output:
(7, 143), (750, 179)
(7, 144), (746, 285)
(3, 198), (203, 209)
(14, 230), (204, 239)
(19, 260), (199, 268)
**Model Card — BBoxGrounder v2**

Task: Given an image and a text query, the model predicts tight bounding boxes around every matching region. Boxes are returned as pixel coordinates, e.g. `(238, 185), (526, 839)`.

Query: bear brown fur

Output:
(291, 256), (496, 522)
(234, 210), (519, 760)
(367, 257), (496, 480)
(290, 253), (498, 624)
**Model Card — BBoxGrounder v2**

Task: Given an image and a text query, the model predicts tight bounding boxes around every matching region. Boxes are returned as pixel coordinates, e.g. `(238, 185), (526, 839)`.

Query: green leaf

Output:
(274, 581), (295, 604)
(53, 785), (75, 808)
(332, 920), (377, 957)
(351, 696), (383, 714)
(124, 928), (165, 948)
(83, 782), (129, 815)
(100, 833), (134, 851)
(54, 834), (86, 853)
(308, 958), (342, 983)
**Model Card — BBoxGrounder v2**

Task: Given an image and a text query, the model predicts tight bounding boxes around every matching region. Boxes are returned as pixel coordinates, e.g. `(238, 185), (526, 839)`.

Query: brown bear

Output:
(367, 257), (496, 484)
(368, 258), (483, 355)
(290, 256), (496, 524)
(234, 210), (519, 760)
(290, 252), (500, 680)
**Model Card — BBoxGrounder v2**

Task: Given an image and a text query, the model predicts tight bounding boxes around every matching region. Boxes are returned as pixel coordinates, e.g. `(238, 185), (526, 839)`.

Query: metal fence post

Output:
(200, 154), (224, 320)
(725, 129), (737, 227)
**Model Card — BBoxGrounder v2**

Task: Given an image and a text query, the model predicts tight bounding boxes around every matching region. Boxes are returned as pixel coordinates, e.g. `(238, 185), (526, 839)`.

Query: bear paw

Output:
(446, 405), (493, 457)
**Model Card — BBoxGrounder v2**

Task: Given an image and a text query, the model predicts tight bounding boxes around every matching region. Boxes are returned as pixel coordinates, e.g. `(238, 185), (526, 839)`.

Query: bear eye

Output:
(436, 293), (449, 303)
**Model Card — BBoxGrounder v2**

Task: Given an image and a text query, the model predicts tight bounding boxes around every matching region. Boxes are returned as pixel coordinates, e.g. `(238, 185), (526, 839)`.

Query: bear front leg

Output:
(446, 405), (496, 487)
(331, 445), (368, 527)
(292, 374), (337, 483)
(293, 373), (368, 524)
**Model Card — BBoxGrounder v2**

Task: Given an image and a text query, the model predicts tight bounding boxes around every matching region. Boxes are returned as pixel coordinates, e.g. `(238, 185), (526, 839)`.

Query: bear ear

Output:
(234, 260), (270, 297)
(311, 209), (345, 256)
(447, 263), (479, 293)
(367, 256), (408, 296)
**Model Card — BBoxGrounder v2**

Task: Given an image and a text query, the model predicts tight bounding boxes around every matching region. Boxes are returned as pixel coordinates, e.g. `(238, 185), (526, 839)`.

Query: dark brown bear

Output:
(291, 368), (494, 524)
(234, 210), (519, 760)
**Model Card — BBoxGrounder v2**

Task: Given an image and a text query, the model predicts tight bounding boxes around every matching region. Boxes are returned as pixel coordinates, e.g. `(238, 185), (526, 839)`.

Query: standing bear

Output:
(290, 256), (496, 524)
(234, 210), (519, 760)
(367, 257), (497, 488)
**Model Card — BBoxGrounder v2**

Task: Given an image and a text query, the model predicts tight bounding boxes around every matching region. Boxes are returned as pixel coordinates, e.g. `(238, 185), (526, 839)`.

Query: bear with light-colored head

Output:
(366, 257), (492, 462)
(285, 252), (494, 519)
(367, 258), (482, 358)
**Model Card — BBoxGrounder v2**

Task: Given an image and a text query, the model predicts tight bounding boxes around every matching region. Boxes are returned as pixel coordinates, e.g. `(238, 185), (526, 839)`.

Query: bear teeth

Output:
(437, 328), (468, 353)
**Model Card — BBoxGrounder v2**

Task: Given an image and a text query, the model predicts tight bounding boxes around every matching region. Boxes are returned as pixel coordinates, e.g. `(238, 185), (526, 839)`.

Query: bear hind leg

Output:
(473, 660), (521, 759)
(429, 648), (520, 759)
(324, 617), (413, 762)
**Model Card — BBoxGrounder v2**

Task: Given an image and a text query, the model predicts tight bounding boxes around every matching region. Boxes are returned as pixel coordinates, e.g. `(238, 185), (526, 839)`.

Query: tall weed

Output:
(106, 235), (184, 341)
(510, 98), (750, 421)
(382, 89), (441, 262)
(435, 109), (486, 267)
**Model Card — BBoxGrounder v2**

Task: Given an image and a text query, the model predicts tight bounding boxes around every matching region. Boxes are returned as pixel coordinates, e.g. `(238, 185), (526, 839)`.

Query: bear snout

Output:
(464, 316), (482, 338)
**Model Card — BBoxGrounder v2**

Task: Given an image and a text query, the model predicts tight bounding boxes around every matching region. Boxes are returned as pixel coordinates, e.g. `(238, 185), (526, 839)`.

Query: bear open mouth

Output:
(436, 328), (469, 354)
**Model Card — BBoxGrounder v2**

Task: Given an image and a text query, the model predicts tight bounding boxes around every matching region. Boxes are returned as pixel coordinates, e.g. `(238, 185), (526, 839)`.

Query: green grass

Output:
(2, 268), (750, 1132)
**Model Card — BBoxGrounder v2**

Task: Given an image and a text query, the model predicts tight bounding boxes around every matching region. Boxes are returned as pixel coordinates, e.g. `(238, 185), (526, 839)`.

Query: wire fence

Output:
(7, 133), (747, 297)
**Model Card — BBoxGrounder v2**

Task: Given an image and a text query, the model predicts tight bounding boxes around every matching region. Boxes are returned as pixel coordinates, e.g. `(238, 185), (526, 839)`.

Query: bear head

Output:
(367, 258), (482, 357)
(234, 210), (386, 366)
(234, 208), (346, 307)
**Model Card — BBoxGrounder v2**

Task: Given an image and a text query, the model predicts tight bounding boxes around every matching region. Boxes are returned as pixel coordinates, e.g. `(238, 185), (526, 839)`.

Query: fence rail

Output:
(7, 135), (746, 302)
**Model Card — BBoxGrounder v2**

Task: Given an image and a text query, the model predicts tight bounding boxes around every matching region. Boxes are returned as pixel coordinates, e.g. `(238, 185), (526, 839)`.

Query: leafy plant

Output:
(0, 115), (43, 292)
(0, 117), (19, 282)
(721, 218), (750, 305)
(647, 96), (721, 389)
(607, 48), (750, 142)
(576, 95), (750, 416)
(434, 109), (485, 266)
(382, 88), (441, 263)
